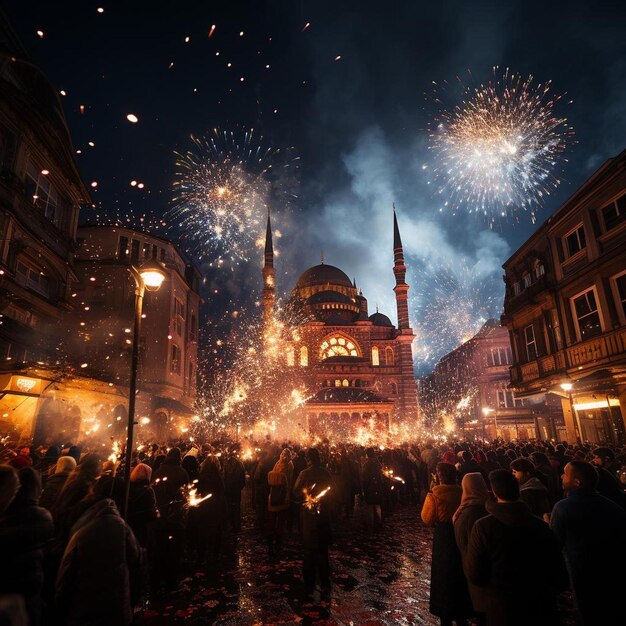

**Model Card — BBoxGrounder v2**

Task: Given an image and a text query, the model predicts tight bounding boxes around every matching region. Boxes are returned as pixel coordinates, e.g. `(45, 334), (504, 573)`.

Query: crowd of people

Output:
(0, 435), (625, 625)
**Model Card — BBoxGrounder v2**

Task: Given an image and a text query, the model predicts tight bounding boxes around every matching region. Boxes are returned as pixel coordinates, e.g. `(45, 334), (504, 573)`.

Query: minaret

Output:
(393, 205), (410, 329)
(262, 210), (275, 327)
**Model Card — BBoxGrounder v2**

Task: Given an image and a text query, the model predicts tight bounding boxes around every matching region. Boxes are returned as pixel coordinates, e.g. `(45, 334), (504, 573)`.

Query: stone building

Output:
(263, 210), (418, 440)
(501, 149), (626, 444)
(420, 319), (563, 441)
(0, 15), (90, 439)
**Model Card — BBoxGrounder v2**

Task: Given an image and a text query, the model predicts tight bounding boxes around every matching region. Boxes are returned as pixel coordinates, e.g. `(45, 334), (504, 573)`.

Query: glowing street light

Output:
(123, 259), (167, 518)
(560, 381), (581, 444)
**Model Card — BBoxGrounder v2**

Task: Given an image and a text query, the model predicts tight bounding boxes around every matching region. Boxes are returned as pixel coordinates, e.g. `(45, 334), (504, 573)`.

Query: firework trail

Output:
(425, 68), (575, 223)
(169, 129), (298, 264)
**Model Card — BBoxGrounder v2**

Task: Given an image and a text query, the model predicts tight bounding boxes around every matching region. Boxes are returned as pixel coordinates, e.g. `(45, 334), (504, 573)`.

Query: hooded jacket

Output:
(518, 476), (551, 517)
(56, 499), (141, 626)
(466, 499), (568, 626)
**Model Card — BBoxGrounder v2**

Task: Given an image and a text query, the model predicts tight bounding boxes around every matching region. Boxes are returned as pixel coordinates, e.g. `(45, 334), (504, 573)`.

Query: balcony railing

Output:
(511, 326), (626, 386)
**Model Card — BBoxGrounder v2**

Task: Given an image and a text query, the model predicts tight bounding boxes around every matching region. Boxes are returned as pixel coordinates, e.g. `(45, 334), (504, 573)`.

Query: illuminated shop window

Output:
(286, 345), (295, 366)
(300, 346), (308, 366)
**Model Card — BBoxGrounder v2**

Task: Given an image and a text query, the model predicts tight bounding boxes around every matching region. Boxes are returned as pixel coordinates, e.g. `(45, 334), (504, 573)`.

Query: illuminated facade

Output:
(263, 211), (418, 437)
(502, 149), (626, 444)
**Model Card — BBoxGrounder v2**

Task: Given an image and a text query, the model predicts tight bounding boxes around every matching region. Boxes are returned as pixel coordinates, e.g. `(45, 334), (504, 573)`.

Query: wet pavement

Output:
(137, 501), (576, 626)
(138, 501), (438, 626)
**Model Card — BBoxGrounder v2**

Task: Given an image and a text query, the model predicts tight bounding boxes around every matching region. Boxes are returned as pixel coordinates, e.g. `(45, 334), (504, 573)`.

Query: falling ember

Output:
(208, 24), (216, 38)
(301, 22), (310, 32)
(97, 7), (104, 14)
(126, 113), (139, 123)
(130, 180), (137, 186)
(36, 30), (44, 38)
(334, 55), (341, 61)
(79, 105), (85, 114)
(90, 181), (98, 188)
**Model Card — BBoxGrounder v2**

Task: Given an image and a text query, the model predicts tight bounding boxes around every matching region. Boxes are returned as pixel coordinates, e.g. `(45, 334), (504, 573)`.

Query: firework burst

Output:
(426, 68), (575, 223)
(169, 129), (298, 263)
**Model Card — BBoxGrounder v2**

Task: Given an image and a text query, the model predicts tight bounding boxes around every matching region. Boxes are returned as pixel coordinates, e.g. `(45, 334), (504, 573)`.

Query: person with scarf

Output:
(266, 448), (293, 557)
(453, 472), (489, 625)
(421, 462), (473, 626)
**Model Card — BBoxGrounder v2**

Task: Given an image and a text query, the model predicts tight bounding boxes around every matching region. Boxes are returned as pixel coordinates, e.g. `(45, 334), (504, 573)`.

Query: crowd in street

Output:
(0, 436), (625, 625)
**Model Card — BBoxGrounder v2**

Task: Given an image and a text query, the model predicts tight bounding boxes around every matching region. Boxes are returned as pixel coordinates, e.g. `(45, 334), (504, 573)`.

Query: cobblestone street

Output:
(138, 503), (439, 626)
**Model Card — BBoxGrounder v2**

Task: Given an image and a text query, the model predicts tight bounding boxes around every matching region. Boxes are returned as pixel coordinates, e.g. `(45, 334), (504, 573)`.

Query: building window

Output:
(371, 346), (380, 366)
(342, 379), (349, 387)
(174, 298), (185, 336)
(319, 335), (359, 360)
(564, 224), (586, 258)
(533, 260), (545, 279)
(497, 388), (525, 408)
(488, 347), (511, 366)
(286, 345), (295, 367)
(524, 325), (537, 361)
(190, 314), (197, 341)
(334, 379), (341, 387)
(118, 236), (129, 260)
(385, 347), (394, 366)
(571, 288), (602, 341)
(25, 161), (58, 222)
(131, 239), (140, 263)
(170, 344), (181, 374)
(390, 382), (398, 395)
(601, 194), (626, 231)
(513, 281), (521, 296)
(612, 272), (626, 321)
(15, 259), (50, 297)
(300, 346), (308, 366)
(522, 272), (532, 288)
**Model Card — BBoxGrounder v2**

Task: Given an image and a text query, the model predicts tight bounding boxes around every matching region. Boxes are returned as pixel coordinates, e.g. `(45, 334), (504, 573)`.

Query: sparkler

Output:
(187, 487), (212, 507)
(427, 68), (574, 223)
(303, 483), (331, 514)
(169, 129), (298, 263)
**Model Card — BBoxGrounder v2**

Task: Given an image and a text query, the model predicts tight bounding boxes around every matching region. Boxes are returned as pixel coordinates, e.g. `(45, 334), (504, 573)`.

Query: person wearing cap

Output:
(150, 447), (189, 596)
(591, 446), (620, 476)
(510, 457), (551, 520)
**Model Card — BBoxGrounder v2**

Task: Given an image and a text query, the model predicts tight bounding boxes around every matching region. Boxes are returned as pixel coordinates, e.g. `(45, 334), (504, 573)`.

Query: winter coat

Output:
(0, 484), (54, 604)
(454, 503), (488, 613)
(39, 471), (71, 511)
(187, 467), (228, 539)
(466, 499), (568, 626)
(421, 484), (473, 620)
(551, 489), (626, 625)
(126, 480), (158, 547)
(519, 477), (551, 518)
(293, 465), (333, 549)
(362, 457), (384, 505)
(151, 458), (189, 529)
(222, 456), (246, 497)
(56, 499), (141, 626)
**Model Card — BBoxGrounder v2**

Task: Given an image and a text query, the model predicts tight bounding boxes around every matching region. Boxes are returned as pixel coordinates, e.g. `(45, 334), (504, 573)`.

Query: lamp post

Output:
(123, 260), (166, 519)
(560, 382), (581, 444)
(482, 407), (497, 440)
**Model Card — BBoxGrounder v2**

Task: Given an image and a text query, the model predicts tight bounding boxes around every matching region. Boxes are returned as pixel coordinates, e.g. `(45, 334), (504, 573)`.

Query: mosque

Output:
(262, 210), (419, 437)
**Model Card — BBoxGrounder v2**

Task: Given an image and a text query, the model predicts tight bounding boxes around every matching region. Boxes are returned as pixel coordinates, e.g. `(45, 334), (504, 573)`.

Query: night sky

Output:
(6, 0), (626, 373)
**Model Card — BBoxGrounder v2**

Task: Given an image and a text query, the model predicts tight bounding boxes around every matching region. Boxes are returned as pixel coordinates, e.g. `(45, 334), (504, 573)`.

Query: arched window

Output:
(390, 382), (398, 395)
(342, 379), (349, 387)
(319, 334), (360, 360)
(371, 346), (380, 366)
(300, 346), (308, 366)
(385, 347), (394, 366)
(334, 379), (341, 387)
(286, 345), (295, 367)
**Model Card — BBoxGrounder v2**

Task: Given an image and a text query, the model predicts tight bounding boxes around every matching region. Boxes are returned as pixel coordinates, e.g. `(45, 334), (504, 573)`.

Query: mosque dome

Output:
(295, 264), (353, 290)
(369, 312), (393, 327)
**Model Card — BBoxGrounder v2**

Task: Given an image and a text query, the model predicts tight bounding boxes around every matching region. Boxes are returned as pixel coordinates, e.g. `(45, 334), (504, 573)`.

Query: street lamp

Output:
(123, 260), (166, 518)
(482, 407), (497, 440)
(560, 381), (581, 444)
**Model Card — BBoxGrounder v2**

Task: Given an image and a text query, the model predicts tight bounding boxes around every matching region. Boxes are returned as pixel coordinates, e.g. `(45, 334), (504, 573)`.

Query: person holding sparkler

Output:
(292, 448), (334, 596)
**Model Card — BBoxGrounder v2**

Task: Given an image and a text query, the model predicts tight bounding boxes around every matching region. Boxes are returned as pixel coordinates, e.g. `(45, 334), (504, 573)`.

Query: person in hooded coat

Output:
(0, 467), (54, 626)
(266, 448), (293, 556)
(510, 457), (551, 519)
(222, 449), (246, 532)
(421, 462), (473, 626)
(465, 470), (568, 626)
(127, 463), (158, 547)
(453, 472), (489, 624)
(39, 456), (76, 512)
(56, 476), (141, 626)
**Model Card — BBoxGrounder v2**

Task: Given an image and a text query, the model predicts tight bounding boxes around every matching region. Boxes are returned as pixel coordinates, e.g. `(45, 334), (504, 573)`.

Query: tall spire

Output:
(262, 209), (276, 327)
(392, 205), (410, 329)
(264, 210), (274, 268)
